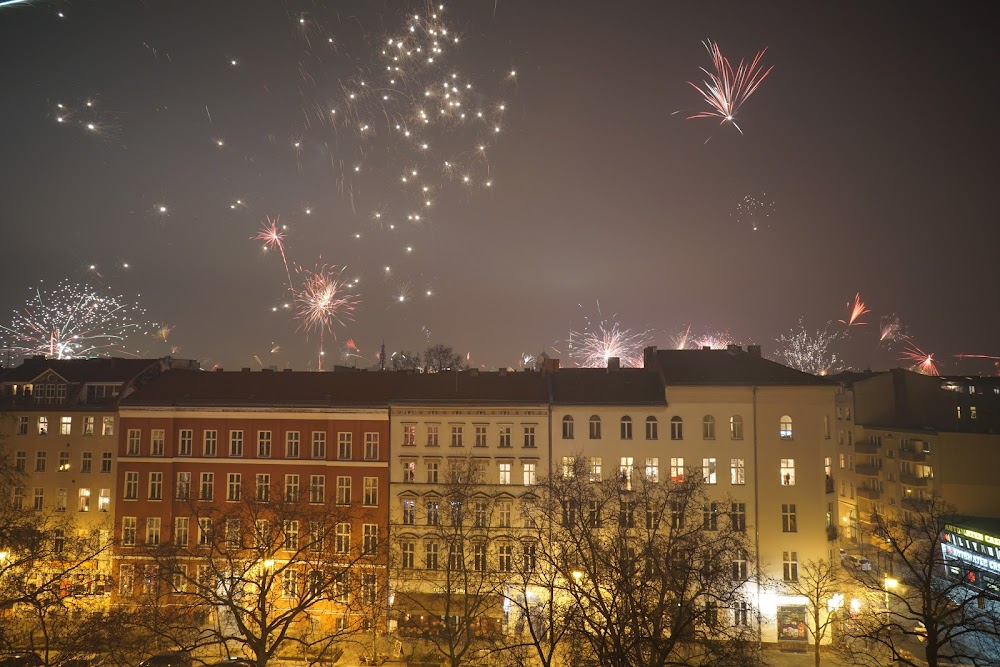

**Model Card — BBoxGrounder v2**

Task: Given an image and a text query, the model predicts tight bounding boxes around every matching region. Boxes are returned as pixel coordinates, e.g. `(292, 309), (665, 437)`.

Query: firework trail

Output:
(687, 39), (773, 134)
(878, 314), (908, 346)
(568, 308), (652, 368)
(670, 325), (693, 350)
(774, 319), (840, 375)
(1, 281), (155, 360)
(838, 292), (871, 326)
(901, 339), (939, 376)
(294, 266), (359, 371)
(254, 217), (293, 290)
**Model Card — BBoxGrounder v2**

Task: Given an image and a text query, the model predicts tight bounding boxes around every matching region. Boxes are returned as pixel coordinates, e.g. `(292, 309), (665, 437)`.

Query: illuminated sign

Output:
(941, 543), (1000, 576)
(946, 524), (1000, 548)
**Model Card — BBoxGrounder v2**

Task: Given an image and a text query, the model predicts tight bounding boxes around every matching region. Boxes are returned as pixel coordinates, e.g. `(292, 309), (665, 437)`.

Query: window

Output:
(401, 541), (415, 568)
(499, 501), (512, 528)
(363, 524), (378, 554)
(473, 543), (487, 572)
(498, 425), (511, 448)
(402, 424), (416, 446)
(523, 462), (536, 485)
(203, 430), (217, 456)
(702, 415), (716, 440)
(178, 429), (193, 456)
(312, 431), (327, 459)
(101, 452), (112, 472)
(56, 488), (67, 511)
(229, 430), (244, 457)
(124, 472), (138, 499)
(523, 543), (537, 572)
(216, 472), (237, 502)
(620, 500), (636, 528)
(60, 416), (73, 435)
(176, 471), (191, 500)
(146, 517), (161, 545)
(732, 551), (748, 580)
(971, 406), (978, 420)
(149, 472), (164, 500)
(670, 502), (684, 528)
(426, 425), (440, 447)
(200, 472), (214, 500)
(782, 504), (797, 532)
(730, 415), (744, 440)
(17, 416), (28, 435)
(781, 458), (796, 486)
(450, 425), (464, 447)
(499, 462), (511, 485)
(79, 488), (92, 512)
(283, 520), (299, 550)
(703, 457), (717, 484)
(308, 475), (325, 503)
(731, 503), (746, 531)
(498, 544), (513, 572)
(331, 476), (349, 505)
(425, 541), (439, 570)
(12, 488), (25, 511)
(257, 431), (272, 458)
(364, 433), (379, 459)
(338, 432), (352, 459)
(175, 517), (189, 546)
(98, 488), (110, 512)
(33, 488), (44, 511)
(562, 415), (574, 439)
(151, 429), (165, 456)
(561, 456), (575, 478)
(645, 508), (660, 530)
(617, 456), (634, 489)
(703, 502), (718, 530)
(523, 425), (536, 448)
(779, 415), (793, 439)
(589, 415), (602, 439)
(282, 570), (299, 598)
(590, 456), (603, 481)
(35, 451), (46, 472)
(15, 451), (26, 471)
(127, 429), (140, 455)
(37, 416), (48, 435)
(402, 460), (415, 483)
(364, 477), (378, 506)
(645, 416), (658, 440)
(735, 601), (750, 627)
(97, 416), (113, 436)
(670, 457), (684, 482)
(731, 458), (745, 485)
(783, 551), (799, 582)
(59, 451), (70, 471)
(561, 500), (578, 527)
(256, 474), (270, 502)
(281, 431), (299, 458)
(122, 517), (137, 547)
(427, 461), (439, 483)
(620, 416), (632, 440)
(81, 416), (94, 435)
(402, 499), (415, 525)
(670, 416), (683, 440)
(335, 523), (351, 554)
(198, 518), (213, 546)
(426, 501), (440, 526)
(285, 474), (300, 502)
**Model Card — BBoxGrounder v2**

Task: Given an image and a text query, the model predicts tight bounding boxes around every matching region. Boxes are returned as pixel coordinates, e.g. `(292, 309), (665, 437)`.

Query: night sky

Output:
(1, 1), (997, 373)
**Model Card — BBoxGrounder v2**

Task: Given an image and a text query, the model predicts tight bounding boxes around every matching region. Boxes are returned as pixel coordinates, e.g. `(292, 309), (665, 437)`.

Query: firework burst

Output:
(774, 320), (841, 375)
(568, 312), (652, 369)
(687, 39), (773, 134)
(294, 266), (359, 370)
(733, 192), (775, 232)
(901, 340), (939, 376)
(878, 314), (908, 346)
(838, 292), (871, 327)
(1, 281), (155, 360)
(254, 216), (292, 289)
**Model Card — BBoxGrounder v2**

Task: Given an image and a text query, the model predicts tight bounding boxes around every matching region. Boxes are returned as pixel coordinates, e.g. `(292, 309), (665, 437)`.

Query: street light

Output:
(571, 570), (583, 585)
(884, 576), (898, 616)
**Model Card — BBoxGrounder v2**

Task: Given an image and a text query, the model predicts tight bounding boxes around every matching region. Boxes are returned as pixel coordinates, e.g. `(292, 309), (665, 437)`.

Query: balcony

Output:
(827, 525), (839, 541)
(854, 441), (879, 454)
(898, 449), (927, 463)
(857, 486), (881, 500)
(825, 476), (835, 494)
(899, 473), (932, 487)
(901, 497), (931, 511)
(855, 464), (881, 477)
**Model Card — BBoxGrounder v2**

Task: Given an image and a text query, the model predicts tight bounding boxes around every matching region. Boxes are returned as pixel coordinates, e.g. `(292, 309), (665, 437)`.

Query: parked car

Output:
(844, 554), (873, 571)
(138, 653), (191, 667)
(0, 654), (43, 667)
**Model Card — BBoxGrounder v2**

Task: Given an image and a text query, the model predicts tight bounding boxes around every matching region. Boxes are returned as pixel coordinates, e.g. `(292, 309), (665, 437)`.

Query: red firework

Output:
(838, 292), (871, 327)
(253, 216), (292, 289)
(687, 40), (774, 134)
(901, 340), (939, 376)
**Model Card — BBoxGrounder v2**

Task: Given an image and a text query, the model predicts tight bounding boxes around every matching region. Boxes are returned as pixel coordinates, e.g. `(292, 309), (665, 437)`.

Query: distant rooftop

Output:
(0, 356), (190, 384)
(549, 367), (665, 405)
(649, 347), (830, 386)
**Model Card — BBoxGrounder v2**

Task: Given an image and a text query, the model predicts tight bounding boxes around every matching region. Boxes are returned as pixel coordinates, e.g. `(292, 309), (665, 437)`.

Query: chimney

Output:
(241, 367), (251, 372)
(283, 368), (293, 373)
(702, 346), (711, 351)
(643, 346), (658, 369)
(607, 357), (620, 371)
(214, 367), (224, 372)
(726, 344), (743, 353)
(747, 344), (761, 357)
(544, 358), (560, 373)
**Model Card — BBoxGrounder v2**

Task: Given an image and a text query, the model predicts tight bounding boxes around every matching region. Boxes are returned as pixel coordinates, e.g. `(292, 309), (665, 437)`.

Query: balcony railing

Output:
(898, 449), (928, 463)
(857, 486), (881, 500)
(899, 473), (932, 487)
(901, 497), (932, 511)
(855, 464), (881, 477)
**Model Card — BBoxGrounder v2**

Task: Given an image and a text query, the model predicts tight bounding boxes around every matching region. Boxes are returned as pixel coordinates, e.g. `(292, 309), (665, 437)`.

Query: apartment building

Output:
(0, 356), (195, 593)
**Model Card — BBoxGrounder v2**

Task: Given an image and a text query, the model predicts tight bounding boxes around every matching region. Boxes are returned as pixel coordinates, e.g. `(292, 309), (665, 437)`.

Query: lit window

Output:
(781, 458), (796, 486)
(645, 457), (659, 482)
(589, 457), (602, 482)
(779, 416), (793, 439)
(60, 416), (72, 435)
(619, 457), (634, 489)
(499, 462), (511, 485)
(702, 457), (717, 484)
(670, 457), (684, 482)
(402, 424), (416, 446)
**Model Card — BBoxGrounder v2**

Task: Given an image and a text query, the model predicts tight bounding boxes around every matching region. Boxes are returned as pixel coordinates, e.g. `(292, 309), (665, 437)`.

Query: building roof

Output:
(549, 368), (666, 405)
(0, 356), (172, 384)
(953, 516), (1000, 540)
(652, 348), (831, 386)
(121, 369), (551, 408)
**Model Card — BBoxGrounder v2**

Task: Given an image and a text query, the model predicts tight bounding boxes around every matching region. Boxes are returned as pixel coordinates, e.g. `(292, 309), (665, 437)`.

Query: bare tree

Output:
(391, 457), (505, 667)
(127, 481), (382, 667)
(389, 351), (422, 372)
(422, 345), (464, 373)
(526, 459), (759, 667)
(783, 558), (846, 667)
(842, 497), (1000, 667)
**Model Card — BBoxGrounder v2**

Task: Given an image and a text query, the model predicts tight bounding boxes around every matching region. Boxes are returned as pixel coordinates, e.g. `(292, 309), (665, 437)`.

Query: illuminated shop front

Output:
(942, 520), (1000, 599)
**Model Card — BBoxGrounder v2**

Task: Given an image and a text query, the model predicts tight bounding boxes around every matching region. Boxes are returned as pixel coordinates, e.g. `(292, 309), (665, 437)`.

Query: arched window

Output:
(620, 416), (633, 440)
(670, 416), (683, 441)
(730, 415), (744, 440)
(780, 415), (793, 439)
(561, 415), (574, 440)
(645, 416), (658, 440)
(702, 415), (716, 440)
(589, 415), (602, 440)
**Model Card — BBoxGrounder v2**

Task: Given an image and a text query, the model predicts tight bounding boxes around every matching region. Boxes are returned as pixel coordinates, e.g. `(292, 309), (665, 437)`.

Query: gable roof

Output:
(1, 357), (172, 384)
(653, 349), (831, 386)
